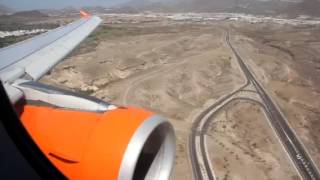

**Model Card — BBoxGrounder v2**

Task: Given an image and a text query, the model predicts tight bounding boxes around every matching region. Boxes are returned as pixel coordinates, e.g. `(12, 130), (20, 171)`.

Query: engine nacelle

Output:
(14, 81), (175, 180)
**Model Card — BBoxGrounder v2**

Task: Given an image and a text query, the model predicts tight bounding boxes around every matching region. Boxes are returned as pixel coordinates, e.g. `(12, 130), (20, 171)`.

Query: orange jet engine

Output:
(13, 80), (175, 180)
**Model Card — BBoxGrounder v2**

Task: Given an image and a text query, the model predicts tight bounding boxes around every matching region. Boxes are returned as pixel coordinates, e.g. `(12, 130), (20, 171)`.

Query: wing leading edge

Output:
(0, 15), (102, 103)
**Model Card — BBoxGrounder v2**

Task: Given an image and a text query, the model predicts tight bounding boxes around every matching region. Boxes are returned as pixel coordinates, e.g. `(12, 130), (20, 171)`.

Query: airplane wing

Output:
(0, 15), (102, 103)
(0, 12), (175, 180)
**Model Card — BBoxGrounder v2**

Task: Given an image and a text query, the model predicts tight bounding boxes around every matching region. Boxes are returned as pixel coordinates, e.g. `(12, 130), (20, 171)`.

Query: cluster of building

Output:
(0, 29), (48, 38)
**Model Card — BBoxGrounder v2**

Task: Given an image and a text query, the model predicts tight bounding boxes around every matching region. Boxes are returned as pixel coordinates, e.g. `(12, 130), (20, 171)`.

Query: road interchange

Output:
(189, 31), (320, 180)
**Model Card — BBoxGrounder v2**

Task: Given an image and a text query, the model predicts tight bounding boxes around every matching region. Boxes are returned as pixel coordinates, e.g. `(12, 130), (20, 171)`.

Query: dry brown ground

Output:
(231, 22), (320, 170)
(40, 16), (319, 179)
(206, 100), (298, 180)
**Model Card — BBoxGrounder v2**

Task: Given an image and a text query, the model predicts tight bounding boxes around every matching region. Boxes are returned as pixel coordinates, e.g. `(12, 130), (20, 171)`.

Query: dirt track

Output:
(40, 15), (320, 179)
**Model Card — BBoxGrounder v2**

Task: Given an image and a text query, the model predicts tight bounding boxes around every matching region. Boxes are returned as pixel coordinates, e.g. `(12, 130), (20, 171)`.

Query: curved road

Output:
(189, 31), (320, 180)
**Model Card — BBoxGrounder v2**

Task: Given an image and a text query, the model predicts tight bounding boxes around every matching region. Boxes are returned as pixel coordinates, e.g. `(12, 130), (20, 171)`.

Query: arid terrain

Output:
(232, 22), (320, 170)
(34, 14), (320, 179)
(206, 100), (298, 180)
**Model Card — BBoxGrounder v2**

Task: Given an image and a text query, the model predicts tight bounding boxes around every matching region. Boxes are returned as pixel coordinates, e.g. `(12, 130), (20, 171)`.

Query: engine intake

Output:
(119, 115), (175, 180)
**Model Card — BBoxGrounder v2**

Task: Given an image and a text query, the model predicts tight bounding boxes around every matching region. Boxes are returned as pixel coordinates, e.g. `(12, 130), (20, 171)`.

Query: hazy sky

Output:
(0, 0), (129, 10)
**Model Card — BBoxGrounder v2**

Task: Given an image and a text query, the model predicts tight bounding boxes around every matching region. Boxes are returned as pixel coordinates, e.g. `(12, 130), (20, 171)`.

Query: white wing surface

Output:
(0, 16), (102, 103)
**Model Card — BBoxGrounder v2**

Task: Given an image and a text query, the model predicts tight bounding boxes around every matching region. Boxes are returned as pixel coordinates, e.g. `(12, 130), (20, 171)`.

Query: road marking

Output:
(195, 136), (210, 180)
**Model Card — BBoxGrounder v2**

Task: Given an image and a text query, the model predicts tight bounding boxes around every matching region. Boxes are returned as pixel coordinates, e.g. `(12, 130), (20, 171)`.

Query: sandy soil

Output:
(206, 100), (299, 180)
(231, 22), (320, 170)
(39, 15), (319, 179)
(40, 18), (245, 179)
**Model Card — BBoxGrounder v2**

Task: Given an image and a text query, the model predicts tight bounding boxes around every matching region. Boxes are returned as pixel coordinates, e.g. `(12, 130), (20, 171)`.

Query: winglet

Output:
(80, 10), (91, 18)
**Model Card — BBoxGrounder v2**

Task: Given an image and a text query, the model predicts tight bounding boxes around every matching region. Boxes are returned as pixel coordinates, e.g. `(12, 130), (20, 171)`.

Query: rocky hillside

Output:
(11, 10), (49, 18)
(120, 0), (320, 17)
(0, 4), (13, 15)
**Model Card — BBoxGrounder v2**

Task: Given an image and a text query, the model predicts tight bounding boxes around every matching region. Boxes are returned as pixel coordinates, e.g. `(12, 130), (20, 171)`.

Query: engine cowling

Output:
(19, 105), (175, 180)
(14, 81), (175, 180)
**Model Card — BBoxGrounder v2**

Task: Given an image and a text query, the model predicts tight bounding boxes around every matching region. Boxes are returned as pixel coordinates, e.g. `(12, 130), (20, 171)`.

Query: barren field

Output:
(39, 15), (320, 179)
(231, 22), (320, 170)
(206, 100), (298, 180)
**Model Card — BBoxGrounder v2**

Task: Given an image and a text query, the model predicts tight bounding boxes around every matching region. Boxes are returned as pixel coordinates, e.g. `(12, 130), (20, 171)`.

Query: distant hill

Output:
(11, 10), (49, 18)
(0, 10), (51, 28)
(38, 6), (107, 17)
(38, 6), (80, 17)
(119, 0), (320, 17)
(0, 4), (14, 15)
(284, 0), (320, 16)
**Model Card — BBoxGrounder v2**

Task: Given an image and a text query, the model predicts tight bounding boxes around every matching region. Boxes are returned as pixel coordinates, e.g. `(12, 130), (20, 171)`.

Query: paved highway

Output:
(226, 31), (320, 180)
(189, 89), (240, 180)
(188, 31), (320, 180)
